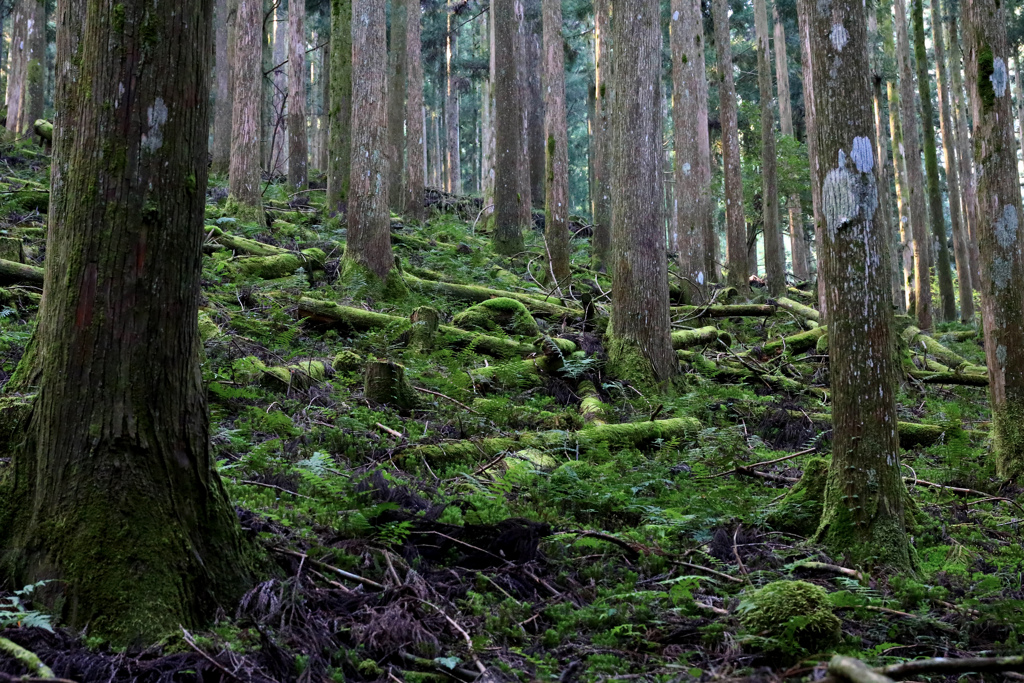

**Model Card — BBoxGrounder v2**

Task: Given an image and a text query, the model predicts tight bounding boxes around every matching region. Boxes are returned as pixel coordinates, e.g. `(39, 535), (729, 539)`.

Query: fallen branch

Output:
(271, 547), (385, 590)
(774, 296), (821, 323)
(671, 326), (732, 350)
(0, 635), (56, 678)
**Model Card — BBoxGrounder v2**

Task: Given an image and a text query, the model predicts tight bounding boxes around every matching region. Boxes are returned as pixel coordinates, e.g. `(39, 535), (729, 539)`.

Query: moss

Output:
(451, 298), (540, 337)
(815, 333), (829, 354)
(337, 259), (408, 301)
(977, 44), (996, 111)
(332, 350), (363, 373)
(606, 336), (658, 390)
(994, 399), (1024, 482)
(765, 457), (829, 536)
(197, 311), (222, 342)
(739, 580), (841, 654)
(224, 195), (267, 228)
(670, 326), (730, 350)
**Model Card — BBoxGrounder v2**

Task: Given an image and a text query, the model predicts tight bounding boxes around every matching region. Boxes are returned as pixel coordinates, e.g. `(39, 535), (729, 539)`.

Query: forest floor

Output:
(0, 143), (1022, 683)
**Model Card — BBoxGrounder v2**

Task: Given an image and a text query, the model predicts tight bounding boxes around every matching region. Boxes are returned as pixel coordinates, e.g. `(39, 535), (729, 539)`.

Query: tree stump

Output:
(408, 306), (440, 352)
(364, 360), (419, 412)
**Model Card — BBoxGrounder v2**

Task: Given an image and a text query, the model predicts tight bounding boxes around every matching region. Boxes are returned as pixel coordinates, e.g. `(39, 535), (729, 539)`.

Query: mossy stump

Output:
(408, 306), (440, 352)
(364, 361), (419, 412)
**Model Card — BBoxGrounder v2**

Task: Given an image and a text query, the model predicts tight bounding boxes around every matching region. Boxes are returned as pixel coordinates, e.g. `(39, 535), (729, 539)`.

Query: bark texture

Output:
(493, 0), (530, 256)
(228, 0), (266, 226)
(947, 15), (982, 291)
(607, 0), (678, 387)
(446, 2), (462, 194)
(5, 0), (45, 137)
(754, 0), (785, 296)
(542, 0), (570, 289)
(326, 0), (352, 214)
(591, 0), (612, 270)
(524, 0), (544, 207)
(0, 0), (252, 642)
(797, 0), (825, 317)
(404, 0), (425, 221)
(388, 0), (407, 211)
(809, 0), (912, 567)
(212, 0), (235, 174)
(287, 0), (308, 191)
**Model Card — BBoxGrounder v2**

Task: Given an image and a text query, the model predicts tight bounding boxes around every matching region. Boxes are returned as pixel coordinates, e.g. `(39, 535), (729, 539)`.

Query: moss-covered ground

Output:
(0, 145), (1022, 681)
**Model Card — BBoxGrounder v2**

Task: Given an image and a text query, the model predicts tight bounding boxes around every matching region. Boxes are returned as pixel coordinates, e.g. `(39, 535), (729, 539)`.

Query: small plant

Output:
(0, 581), (54, 631)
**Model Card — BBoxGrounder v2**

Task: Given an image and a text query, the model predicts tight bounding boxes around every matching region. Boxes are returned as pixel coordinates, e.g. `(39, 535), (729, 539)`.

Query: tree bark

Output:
(962, 0), (1024, 481)
(607, 0), (678, 387)
(809, 0), (912, 568)
(712, 0), (749, 293)
(524, 0), (544, 207)
(5, 0), (26, 137)
(5, 0), (45, 138)
(0, 0), (252, 642)
(211, 0), (235, 174)
(493, 0), (530, 255)
(228, 0), (266, 226)
(287, 0), (308, 191)
(591, 0), (612, 270)
(270, 2), (288, 176)
(318, 36), (331, 172)
(671, 0), (715, 292)
(388, 0), (406, 210)
(796, 0), (826, 318)
(446, 2), (461, 194)
(326, 0), (352, 214)
(404, 0), (425, 222)
(754, 0), (785, 296)
(542, 0), (570, 290)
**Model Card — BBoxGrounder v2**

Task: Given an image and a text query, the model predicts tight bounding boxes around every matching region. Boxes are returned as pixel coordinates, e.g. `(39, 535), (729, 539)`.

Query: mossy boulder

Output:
(451, 298), (540, 337)
(739, 580), (841, 654)
(765, 457), (829, 536)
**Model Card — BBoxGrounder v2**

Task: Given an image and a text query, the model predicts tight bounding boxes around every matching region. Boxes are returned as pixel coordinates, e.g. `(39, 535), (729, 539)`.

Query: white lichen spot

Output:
(682, 162), (692, 175)
(997, 344), (1008, 367)
(142, 97), (168, 153)
(830, 23), (849, 51)
(696, 271), (705, 285)
(991, 255), (1012, 291)
(673, 10), (680, 20)
(850, 136), (874, 173)
(994, 203), (1018, 249)
(991, 57), (1008, 98)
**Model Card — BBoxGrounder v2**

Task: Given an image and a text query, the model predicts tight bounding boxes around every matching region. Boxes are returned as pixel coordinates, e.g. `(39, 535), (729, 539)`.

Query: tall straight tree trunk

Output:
(524, 0), (544, 207)
(318, 38), (331, 172)
(608, 0), (678, 387)
(5, 0), (26, 137)
(591, 0), (612, 270)
(948, 15), (983, 290)
(326, 0), (352, 214)
(446, 3), (461, 194)
(932, 0), (973, 321)
(797, 0), (825, 317)
(388, 0), (406, 210)
(6, 0), (44, 137)
(542, 0), (570, 290)
(482, 5), (495, 215)
(212, 0), (234, 174)
(754, 0), (784, 296)
(404, 0), (425, 221)
(344, 0), (395, 285)
(775, 6), (810, 281)
(432, 110), (442, 188)
(712, 0), (749, 293)
(493, 0), (529, 255)
(1017, 55), (1024, 185)
(963, 0), (1024, 481)
(287, 0), (308, 191)
(912, 0), (956, 321)
(271, 3), (288, 176)
(809, 0), (912, 568)
(229, 0), (266, 226)
(894, 0), (933, 328)
(873, 75), (905, 312)
(671, 0), (714, 291)
(0, 0), (252, 641)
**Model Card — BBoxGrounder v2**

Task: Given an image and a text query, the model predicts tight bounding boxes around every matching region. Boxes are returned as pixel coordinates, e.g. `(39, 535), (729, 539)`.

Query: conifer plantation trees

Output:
(404, 0), (426, 222)
(607, 0), (678, 387)
(388, 0), (407, 210)
(753, 0), (784, 296)
(229, 0), (266, 226)
(493, 0), (530, 256)
(590, 0), (612, 271)
(0, 0), (252, 641)
(326, 0), (352, 214)
(212, 0), (235, 174)
(287, 0), (308, 192)
(5, 0), (45, 137)
(542, 0), (570, 290)
(962, 0), (1024, 482)
(809, 0), (911, 567)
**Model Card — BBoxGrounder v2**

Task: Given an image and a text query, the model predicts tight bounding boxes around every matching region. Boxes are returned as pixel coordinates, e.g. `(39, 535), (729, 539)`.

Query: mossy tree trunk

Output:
(445, 1), (461, 194)
(754, 0), (784, 297)
(0, 0), (253, 642)
(809, 0), (912, 568)
(318, 37), (331, 172)
(404, 0), (425, 222)
(542, 0), (570, 291)
(671, 0), (714, 292)
(608, 0), (678, 388)
(211, 0), (235, 174)
(591, 0), (612, 271)
(962, 0), (1024, 482)
(229, 0), (266, 226)
(326, 0), (352, 214)
(6, 0), (45, 138)
(493, 0), (530, 256)
(524, 0), (545, 208)
(287, 0), (308, 192)
(388, 0), (406, 211)
(796, 0), (826, 318)
(4, 0), (25, 137)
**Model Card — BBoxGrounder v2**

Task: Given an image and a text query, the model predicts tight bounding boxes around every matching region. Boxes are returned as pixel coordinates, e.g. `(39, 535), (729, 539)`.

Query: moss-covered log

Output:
(0, 237), (25, 263)
(902, 325), (976, 370)
(32, 119), (52, 143)
(578, 380), (609, 424)
(405, 275), (581, 321)
(907, 370), (988, 386)
(775, 296), (821, 323)
(671, 304), (778, 318)
(205, 225), (290, 257)
(452, 297), (540, 336)
(792, 411), (970, 448)
(671, 326), (732, 350)
(678, 350), (805, 392)
(0, 258), (43, 286)
(232, 356), (328, 391)
(226, 248), (326, 280)
(749, 326), (827, 358)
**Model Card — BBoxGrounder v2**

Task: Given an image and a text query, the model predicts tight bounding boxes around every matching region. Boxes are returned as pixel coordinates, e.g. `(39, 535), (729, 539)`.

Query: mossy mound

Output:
(765, 457), (829, 536)
(739, 580), (841, 654)
(451, 297), (540, 337)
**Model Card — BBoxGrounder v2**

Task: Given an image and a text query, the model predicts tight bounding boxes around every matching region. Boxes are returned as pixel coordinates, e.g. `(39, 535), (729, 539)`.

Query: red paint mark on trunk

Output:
(75, 263), (98, 329)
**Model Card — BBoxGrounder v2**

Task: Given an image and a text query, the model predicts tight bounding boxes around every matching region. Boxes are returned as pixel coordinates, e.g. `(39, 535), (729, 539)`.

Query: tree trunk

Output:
(404, 0), (425, 222)
(542, 0), (570, 290)
(493, 0), (530, 255)
(962, 0), (1024, 482)
(228, 0), (266, 226)
(591, 0), (612, 270)
(775, 6), (810, 281)
(287, 0), (308, 191)
(326, 0), (352, 214)
(211, 0), (234, 174)
(607, 0), (678, 387)
(1017, 55), (1024, 189)
(912, 0), (956, 322)
(712, 0), (749, 293)
(481, 8), (495, 215)
(873, 74), (905, 313)
(671, 0), (714, 292)
(5, 0), (26, 137)
(894, 0), (933, 328)
(388, 0), (406, 210)
(809, 0), (912, 568)
(270, 3), (288, 177)
(932, 0), (973, 322)
(754, 0), (784, 296)
(796, 0), (826, 318)
(432, 109), (442, 188)
(0, 0), (252, 643)
(5, 0), (45, 138)
(344, 0), (395, 285)
(524, 0), (544, 208)
(318, 37), (331, 172)
(446, 2), (461, 194)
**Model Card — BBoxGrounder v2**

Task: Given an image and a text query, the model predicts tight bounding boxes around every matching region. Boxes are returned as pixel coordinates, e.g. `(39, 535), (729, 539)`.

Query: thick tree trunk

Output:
(1017, 56), (1024, 187)
(912, 0), (956, 322)
(775, 7), (811, 281)
(493, 0), (529, 255)
(754, 0), (784, 296)
(446, 3), (461, 195)
(809, 0), (912, 568)
(712, 0), (749, 293)
(404, 0), (425, 222)
(542, 0), (570, 290)
(344, 0), (395, 285)
(287, 0), (308, 191)
(0, 0), (252, 643)
(524, 0), (544, 208)
(326, 0), (352, 214)
(796, 0), (825, 317)
(5, 0), (26, 137)
(962, 0), (1024, 482)
(671, 0), (714, 291)
(895, 0), (933, 328)
(607, 0), (678, 387)
(228, 0), (266, 226)
(270, 3), (288, 176)
(5, 0), (45, 138)
(932, 0), (973, 322)
(211, 0), (235, 174)
(591, 0), (612, 270)
(388, 0), (406, 210)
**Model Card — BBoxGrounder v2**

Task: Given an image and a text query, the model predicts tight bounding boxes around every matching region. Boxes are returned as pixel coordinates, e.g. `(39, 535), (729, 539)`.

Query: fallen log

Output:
(232, 356), (328, 391)
(902, 325), (978, 371)
(678, 350), (805, 392)
(205, 225), (290, 257)
(671, 304), (777, 318)
(578, 380), (609, 424)
(789, 410), (975, 448)
(405, 274), (581, 321)
(32, 119), (53, 143)
(226, 248), (326, 280)
(774, 296), (821, 324)
(906, 370), (988, 386)
(826, 654), (1024, 683)
(748, 326), (827, 358)
(0, 258), (43, 286)
(671, 326), (732, 350)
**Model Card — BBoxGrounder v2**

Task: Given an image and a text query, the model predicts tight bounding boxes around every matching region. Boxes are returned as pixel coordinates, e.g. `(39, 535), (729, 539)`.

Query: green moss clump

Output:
(765, 457), (829, 536)
(332, 350), (363, 373)
(606, 336), (658, 391)
(739, 580), (841, 654)
(451, 298), (540, 337)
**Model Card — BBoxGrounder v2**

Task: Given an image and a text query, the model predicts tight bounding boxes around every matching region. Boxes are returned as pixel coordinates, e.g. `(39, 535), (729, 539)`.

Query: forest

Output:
(0, 0), (1022, 680)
